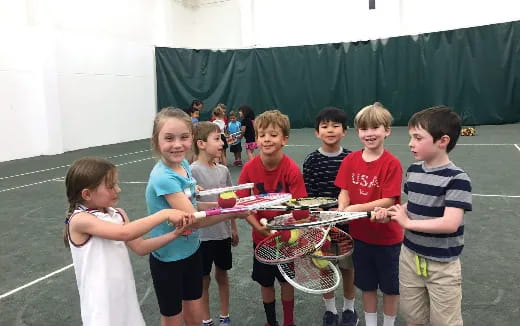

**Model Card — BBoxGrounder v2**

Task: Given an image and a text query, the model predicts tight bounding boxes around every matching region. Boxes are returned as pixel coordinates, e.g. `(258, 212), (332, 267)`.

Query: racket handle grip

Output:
(194, 211), (207, 219)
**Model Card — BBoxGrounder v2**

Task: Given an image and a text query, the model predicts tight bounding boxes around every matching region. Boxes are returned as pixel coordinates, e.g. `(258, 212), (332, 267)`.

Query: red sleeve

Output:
(236, 162), (253, 198)
(334, 154), (352, 190)
(286, 159), (308, 220)
(381, 156), (403, 203)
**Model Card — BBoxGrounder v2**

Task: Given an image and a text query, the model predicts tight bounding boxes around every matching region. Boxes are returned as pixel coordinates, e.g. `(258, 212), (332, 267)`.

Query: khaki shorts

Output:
(399, 246), (463, 326)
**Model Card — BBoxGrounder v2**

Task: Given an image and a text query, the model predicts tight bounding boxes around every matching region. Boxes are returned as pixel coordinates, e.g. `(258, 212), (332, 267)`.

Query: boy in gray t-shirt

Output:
(191, 122), (238, 326)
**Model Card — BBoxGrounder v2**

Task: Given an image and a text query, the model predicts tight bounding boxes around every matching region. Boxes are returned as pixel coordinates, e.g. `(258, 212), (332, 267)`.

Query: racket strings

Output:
(255, 227), (326, 264)
(278, 257), (339, 293)
(314, 227), (354, 259)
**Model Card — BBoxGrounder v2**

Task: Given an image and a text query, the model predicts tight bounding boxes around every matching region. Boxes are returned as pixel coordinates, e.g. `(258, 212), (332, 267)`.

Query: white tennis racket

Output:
(227, 131), (242, 145)
(309, 227), (354, 261)
(196, 183), (254, 197)
(277, 256), (341, 294)
(254, 226), (330, 265)
(264, 210), (375, 230)
(256, 197), (338, 211)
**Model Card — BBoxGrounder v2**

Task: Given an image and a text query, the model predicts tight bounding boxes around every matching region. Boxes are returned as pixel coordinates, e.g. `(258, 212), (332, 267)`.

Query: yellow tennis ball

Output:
(288, 229), (299, 245)
(311, 251), (329, 269)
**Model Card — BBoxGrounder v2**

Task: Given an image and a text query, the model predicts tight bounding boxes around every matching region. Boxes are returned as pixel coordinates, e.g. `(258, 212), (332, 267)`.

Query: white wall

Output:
(1, 0), (519, 162)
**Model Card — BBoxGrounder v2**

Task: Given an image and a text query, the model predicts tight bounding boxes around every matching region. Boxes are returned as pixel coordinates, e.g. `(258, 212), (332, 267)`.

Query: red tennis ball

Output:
(279, 229), (299, 244)
(218, 191), (237, 208)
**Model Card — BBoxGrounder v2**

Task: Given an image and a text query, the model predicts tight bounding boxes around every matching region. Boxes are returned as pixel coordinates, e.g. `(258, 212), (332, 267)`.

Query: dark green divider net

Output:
(156, 20), (520, 127)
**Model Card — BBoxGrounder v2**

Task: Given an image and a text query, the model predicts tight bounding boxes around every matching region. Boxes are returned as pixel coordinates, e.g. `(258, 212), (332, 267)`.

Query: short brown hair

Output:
(151, 107), (192, 157)
(408, 105), (461, 153)
(254, 109), (290, 137)
(192, 121), (221, 155)
(354, 102), (393, 130)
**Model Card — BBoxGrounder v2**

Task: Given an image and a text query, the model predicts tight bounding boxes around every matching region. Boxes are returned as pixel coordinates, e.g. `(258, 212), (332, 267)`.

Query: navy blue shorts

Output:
(352, 239), (401, 295)
(200, 238), (233, 275)
(251, 245), (287, 287)
(149, 249), (203, 317)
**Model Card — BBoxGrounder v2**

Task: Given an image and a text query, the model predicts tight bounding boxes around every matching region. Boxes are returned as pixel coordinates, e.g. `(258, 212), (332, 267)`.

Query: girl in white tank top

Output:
(64, 157), (193, 326)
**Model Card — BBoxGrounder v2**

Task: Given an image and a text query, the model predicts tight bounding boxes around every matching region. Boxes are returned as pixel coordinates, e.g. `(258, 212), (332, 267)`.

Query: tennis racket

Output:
(310, 227), (353, 261)
(227, 131), (242, 145)
(263, 210), (374, 230)
(193, 193), (292, 219)
(277, 256), (341, 294)
(196, 183), (254, 197)
(256, 197), (338, 211)
(254, 226), (330, 265)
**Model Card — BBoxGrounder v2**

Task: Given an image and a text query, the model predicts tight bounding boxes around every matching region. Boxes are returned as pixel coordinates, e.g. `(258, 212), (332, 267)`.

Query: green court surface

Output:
(1, 124), (519, 325)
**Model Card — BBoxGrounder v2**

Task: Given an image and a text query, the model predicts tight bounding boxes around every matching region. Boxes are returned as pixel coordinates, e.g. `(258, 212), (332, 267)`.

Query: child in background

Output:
(191, 108), (200, 125)
(334, 103), (403, 326)
(190, 122), (239, 326)
(145, 107), (247, 326)
(64, 157), (192, 326)
(302, 107), (354, 326)
(227, 110), (243, 166)
(236, 110), (307, 326)
(374, 106), (472, 326)
(212, 105), (228, 166)
(238, 104), (257, 161)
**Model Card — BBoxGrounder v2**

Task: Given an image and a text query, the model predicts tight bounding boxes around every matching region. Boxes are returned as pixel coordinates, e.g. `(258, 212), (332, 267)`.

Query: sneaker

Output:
(202, 320), (215, 326)
(340, 310), (358, 326)
(322, 311), (339, 326)
(219, 316), (231, 325)
(236, 160), (243, 167)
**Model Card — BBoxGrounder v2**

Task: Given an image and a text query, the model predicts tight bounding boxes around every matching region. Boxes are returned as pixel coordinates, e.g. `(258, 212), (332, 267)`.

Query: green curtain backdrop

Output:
(156, 20), (520, 127)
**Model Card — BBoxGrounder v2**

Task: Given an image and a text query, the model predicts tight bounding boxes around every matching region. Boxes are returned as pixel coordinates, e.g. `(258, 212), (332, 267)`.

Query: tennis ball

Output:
(218, 191), (237, 208)
(311, 251), (329, 269)
(279, 229), (299, 245)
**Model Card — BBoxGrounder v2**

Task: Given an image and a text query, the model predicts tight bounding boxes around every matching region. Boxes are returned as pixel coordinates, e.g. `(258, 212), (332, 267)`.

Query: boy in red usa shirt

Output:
(237, 110), (307, 326)
(334, 102), (403, 326)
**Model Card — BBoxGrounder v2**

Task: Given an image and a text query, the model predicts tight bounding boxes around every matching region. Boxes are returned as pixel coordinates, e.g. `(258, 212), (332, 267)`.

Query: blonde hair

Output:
(63, 157), (117, 247)
(354, 102), (393, 130)
(151, 107), (193, 157)
(254, 109), (290, 137)
(193, 121), (221, 155)
(213, 105), (226, 118)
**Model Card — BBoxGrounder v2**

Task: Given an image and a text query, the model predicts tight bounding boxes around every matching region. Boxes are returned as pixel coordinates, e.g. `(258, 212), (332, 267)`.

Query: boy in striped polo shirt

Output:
(375, 106), (472, 326)
(302, 107), (354, 326)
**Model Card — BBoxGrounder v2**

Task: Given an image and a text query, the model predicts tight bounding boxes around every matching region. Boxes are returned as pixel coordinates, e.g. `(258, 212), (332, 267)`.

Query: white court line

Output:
(473, 194), (520, 198)
(0, 149), (150, 180)
(0, 157), (153, 193)
(0, 264), (73, 300)
(286, 143), (516, 147)
(515, 144), (520, 152)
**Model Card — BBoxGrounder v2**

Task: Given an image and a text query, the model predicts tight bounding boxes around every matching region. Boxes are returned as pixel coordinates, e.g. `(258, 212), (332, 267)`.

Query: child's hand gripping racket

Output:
(277, 255), (341, 294)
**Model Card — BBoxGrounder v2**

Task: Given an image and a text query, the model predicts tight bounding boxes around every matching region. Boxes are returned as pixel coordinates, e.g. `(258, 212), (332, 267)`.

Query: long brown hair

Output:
(63, 157), (117, 247)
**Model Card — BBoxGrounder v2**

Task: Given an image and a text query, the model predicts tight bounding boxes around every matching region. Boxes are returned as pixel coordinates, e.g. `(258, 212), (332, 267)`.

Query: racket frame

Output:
(193, 193), (291, 219)
(264, 210), (374, 230)
(255, 197), (338, 211)
(277, 256), (341, 294)
(196, 183), (254, 197)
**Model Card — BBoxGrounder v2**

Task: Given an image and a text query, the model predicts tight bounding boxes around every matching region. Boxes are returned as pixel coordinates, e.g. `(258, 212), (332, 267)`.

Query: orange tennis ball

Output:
(218, 191), (237, 208)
